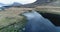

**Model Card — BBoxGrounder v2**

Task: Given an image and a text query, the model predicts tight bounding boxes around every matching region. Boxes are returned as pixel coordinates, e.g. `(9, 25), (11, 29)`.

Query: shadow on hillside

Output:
(37, 11), (60, 26)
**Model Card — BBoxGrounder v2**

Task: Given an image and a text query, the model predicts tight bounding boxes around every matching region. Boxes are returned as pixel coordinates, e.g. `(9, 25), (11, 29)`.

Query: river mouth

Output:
(37, 11), (60, 26)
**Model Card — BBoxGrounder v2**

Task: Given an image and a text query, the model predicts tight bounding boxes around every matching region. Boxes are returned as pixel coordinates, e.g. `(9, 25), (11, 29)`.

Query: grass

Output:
(0, 7), (28, 32)
(0, 6), (60, 32)
(35, 8), (60, 15)
(0, 15), (27, 32)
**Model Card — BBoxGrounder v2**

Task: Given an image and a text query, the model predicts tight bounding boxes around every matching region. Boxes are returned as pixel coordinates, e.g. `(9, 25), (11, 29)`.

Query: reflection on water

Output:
(38, 12), (60, 26)
(22, 10), (60, 32)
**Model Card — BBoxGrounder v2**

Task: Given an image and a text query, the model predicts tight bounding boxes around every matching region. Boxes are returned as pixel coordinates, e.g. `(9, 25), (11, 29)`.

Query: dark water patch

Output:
(37, 11), (60, 26)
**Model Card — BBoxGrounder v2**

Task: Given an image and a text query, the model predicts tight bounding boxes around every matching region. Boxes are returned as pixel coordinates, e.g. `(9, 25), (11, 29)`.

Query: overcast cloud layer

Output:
(0, 0), (36, 4)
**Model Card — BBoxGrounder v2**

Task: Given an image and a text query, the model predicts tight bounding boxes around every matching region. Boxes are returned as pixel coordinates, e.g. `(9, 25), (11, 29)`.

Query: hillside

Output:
(20, 0), (56, 8)
(47, 0), (60, 7)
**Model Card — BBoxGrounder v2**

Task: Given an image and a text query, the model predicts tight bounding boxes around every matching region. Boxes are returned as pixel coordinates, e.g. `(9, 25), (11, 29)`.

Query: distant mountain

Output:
(0, 2), (23, 7)
(11, 2), (23, 7)
(0, 2), (23, 8)
(0, 2), (23, 10)
(32, 0), (56, 5)
(0, 0), (57, 8)
(20, 0), (57, 8)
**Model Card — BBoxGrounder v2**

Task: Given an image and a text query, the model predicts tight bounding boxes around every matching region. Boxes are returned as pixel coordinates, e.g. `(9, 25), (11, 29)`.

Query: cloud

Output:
(0, 0), (37, 4)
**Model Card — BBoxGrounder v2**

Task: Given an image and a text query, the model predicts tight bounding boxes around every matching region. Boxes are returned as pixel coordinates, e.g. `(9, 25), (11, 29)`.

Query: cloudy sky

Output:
(0, 0), (37, 4)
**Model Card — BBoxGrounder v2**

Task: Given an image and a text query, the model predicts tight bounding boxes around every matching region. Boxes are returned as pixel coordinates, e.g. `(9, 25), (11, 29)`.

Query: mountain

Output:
(0, 2), (23, 9)
(0, 0), (57, 8)
(0, 2), (23, 10)
(0, 2), (23, 7)
(47, 0), (60, 7)
(20, 0), (57, 8)
(11, 2), (22, 7)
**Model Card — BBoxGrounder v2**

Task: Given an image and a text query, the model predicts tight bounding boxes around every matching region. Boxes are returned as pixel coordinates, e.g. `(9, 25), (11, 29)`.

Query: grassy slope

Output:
(0, 8), (27, 32)
(35, 6), (60, 15)
(0, 15), (27, 32)
(0, 6), (60, 32)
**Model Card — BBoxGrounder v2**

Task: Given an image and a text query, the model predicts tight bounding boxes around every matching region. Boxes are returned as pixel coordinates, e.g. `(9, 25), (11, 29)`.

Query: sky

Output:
(0, 0), (37, 4)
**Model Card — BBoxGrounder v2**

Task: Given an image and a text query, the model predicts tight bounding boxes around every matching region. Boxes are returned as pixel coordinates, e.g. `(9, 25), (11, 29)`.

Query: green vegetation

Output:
(0, 15), (27, 32)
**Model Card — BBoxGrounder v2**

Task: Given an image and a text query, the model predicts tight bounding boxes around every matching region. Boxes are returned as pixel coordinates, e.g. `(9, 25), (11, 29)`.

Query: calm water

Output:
(22, 10), (60, 32)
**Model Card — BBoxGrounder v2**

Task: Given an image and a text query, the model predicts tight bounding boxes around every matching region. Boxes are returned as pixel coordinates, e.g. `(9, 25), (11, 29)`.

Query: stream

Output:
(22, 10), (60, 32)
